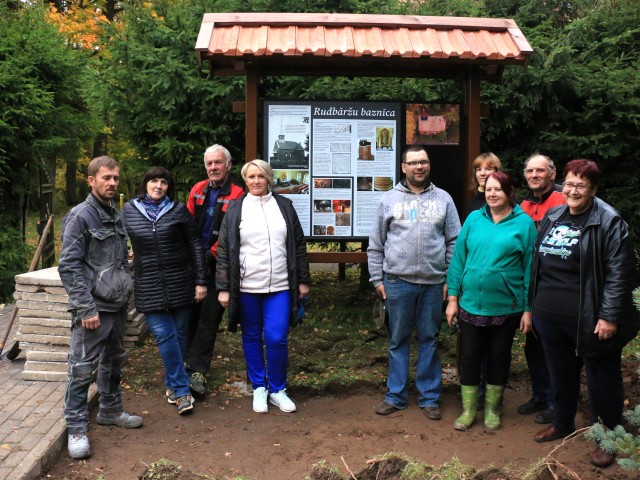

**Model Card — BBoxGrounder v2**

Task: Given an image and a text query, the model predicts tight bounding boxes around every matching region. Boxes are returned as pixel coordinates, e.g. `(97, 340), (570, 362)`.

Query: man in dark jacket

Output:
(517, 154), (566, 425)
(59, 156), (142, 460)
(184, 144), (244, 395)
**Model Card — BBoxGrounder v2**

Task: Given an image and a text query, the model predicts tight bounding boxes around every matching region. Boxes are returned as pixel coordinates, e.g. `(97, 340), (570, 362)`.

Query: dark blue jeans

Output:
(145, 305), (191, 397)
(534, 317), (624, 432)
(64, 309), (127, 434)
(240, 290), (291, 392)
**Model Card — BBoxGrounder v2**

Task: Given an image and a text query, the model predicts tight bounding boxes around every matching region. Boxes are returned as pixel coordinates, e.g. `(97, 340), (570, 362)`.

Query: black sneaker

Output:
(190, 372), (207, 395)
(176, 395), (195, 414)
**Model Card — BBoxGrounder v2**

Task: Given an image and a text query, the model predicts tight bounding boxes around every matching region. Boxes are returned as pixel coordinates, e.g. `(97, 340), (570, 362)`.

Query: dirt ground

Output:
(42, 375), (638, 480)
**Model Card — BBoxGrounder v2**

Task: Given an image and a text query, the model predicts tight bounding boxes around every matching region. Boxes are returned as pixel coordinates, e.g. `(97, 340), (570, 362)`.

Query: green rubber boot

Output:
(454, 385), (478, 431)
(484, 384), (505, 431)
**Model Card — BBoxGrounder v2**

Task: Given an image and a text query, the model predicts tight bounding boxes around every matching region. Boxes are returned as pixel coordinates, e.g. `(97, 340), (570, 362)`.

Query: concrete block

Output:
(24, 361), (68, 373)
(26, 351), (68, 363)
(18, 317), (71, 328)
(15, 334), (70, 346)
(21, 370), (67, 382)
(15, 301), (69, 312)
(13, 292), (68, 304)
(18, 309), (71, 320)
(14, 267), (63, 287)
(19, 342), (69, 353)
(19, 325), (69, 337)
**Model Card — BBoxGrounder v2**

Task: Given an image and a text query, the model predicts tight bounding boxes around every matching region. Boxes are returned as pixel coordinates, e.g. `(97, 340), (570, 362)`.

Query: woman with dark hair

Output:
(216, 159), (310, 414)
(122, 167), (207, 415)
(531, 160), (638, 468)
(446, 172), (537, 431)
(466, 152), (503, 217)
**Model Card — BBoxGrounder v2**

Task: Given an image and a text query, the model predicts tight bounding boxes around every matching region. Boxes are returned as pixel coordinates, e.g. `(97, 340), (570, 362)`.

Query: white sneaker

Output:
(269, 389), (296, 412)
(253, 387), (268, 413)
(68, 433), (91, 459)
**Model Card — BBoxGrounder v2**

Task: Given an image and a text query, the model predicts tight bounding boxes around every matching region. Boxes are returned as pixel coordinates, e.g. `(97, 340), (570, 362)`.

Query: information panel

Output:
(264, 101), (401, 240)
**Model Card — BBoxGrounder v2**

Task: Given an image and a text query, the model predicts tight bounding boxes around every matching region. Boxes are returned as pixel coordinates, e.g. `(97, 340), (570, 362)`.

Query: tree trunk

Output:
(65, 158), (78, 206)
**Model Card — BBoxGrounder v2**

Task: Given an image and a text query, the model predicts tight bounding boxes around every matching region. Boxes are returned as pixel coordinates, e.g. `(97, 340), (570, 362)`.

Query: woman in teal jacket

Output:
(446, 172), (536, 431)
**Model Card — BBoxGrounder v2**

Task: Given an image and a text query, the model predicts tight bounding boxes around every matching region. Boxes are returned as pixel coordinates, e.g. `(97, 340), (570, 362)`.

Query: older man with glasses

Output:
(368, 145), (460, 421)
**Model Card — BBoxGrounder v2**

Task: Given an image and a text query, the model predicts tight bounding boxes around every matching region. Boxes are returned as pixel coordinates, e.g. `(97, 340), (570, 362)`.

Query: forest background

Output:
(1, 0), (639, 300)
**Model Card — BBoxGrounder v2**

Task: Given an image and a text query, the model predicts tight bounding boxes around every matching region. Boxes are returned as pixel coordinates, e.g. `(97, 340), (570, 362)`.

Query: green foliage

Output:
(0, 4), (96, 227)
(0, 220), (29, 301)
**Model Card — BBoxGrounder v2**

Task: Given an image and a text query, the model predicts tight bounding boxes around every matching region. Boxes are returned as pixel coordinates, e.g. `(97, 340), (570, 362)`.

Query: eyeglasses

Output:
(404, 160), (430, 167)
(562, 182), (590, 192)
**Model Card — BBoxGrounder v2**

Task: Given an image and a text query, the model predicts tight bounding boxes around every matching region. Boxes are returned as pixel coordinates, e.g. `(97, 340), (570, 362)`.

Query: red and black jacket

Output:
(187, 177), (244, 262)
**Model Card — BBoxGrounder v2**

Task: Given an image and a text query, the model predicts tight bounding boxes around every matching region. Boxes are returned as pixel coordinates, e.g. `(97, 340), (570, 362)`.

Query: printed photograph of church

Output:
(270, 132), (309, 169)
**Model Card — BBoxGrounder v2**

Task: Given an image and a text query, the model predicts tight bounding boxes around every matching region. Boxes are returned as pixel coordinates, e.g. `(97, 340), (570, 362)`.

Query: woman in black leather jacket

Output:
(123, 167), (207, 415)
(530, 159), (639, 469)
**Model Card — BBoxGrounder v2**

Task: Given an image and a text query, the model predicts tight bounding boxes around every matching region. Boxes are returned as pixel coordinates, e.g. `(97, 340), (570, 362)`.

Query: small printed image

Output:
(357, 176), (372, 191)
(357, 139), (374, 160)
(313, 200), (332, 212)
(335, 213), (351, 227)
(332, 200), (351, 213)
(327, 226), (335, 235)
(332, 178), (351, 189)
(376, 127), (394, 150)
(313, 225), (327, 236)
(314, 178), (332, 188)
(374, 177), (393, 191)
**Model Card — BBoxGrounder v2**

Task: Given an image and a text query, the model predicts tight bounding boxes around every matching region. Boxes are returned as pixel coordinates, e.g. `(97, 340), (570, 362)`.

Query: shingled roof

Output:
(195, 13), (533, 79)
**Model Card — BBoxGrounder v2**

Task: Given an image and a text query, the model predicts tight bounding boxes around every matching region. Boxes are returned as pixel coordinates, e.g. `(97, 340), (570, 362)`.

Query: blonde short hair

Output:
(241, 159), (274, 188)
(470, 152), (502, 190)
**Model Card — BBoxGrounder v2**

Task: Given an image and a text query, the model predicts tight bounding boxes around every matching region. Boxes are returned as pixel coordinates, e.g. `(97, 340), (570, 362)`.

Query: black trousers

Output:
(533, 316), (623, 432)
(459, 315), (519, 386)
(185, 287), (225, 374)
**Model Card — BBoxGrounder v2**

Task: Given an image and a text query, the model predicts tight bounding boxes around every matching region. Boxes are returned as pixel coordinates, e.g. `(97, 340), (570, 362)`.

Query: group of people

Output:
(58, 146), (309, 459)
(58, 143), (636, 468)
(369, 147), (638, 469)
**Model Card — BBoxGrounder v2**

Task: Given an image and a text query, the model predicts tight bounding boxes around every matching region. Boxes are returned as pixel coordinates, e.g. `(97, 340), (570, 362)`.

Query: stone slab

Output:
(18, 309), (71, 320)
(19, 317), (71, 328)
(24, 361), (67, 373)
(16, 301), (69, 313)
(19, 343), (69, 353)
(26, 351), (68, 362)
(14, 267), (63, 287)
(13, 292), (68, 304)
(19, 325), (69, 337)
(15, 334), (70, 346)
(21, 370), (67, 382)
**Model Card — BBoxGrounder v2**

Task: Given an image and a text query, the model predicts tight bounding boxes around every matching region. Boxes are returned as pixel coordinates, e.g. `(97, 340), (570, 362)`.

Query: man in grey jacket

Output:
(58, 156), (142, 459)
(368, 145), (460, 420)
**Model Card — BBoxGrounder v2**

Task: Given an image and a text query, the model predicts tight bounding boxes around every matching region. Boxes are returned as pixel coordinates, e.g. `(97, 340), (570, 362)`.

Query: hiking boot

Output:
(269, 389), (296, 412)
(68, 433), (91, 459)
(176, 395), (195, 415)
(96, 411), (143, 429)
(190, 371), (207, 395)
(253, 387), (268, 413)
(166, 389), (177, 404)
(375, 401), (401, 415)
(422, 406), (442, 421)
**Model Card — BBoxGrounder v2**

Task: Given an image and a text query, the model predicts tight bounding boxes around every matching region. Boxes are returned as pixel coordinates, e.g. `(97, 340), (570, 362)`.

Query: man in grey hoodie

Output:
(368, 145), (460, 420)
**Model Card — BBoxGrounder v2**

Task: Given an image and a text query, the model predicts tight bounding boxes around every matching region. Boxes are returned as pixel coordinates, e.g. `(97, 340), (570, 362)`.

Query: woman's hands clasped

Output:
(195, 285), (207, 303)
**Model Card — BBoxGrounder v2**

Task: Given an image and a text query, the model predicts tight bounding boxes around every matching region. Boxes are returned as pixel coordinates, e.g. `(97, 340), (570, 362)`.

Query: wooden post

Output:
(245, 66), (259, 162)
(464, 70), (481, 214)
